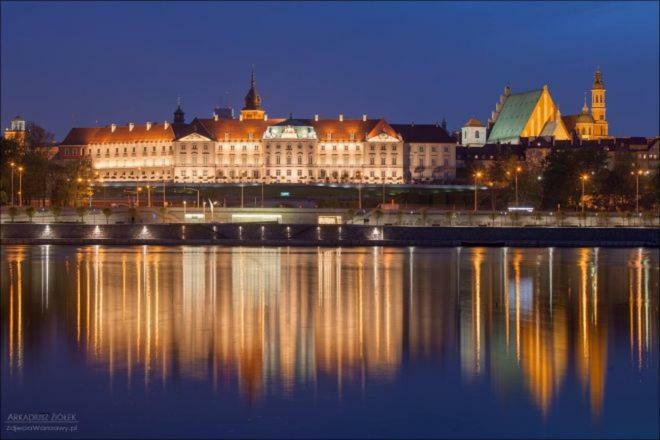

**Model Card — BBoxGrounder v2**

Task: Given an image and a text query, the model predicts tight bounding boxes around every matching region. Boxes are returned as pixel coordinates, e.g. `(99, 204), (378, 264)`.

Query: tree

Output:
(541, 147), (608, 210)
(24, 121), (55, 150)
(25, 206), (35, 222)
(7, 206), (18, 222)
(102, 207), (112, 224)
(76, 206), (87, 222)
(51, 205), (61, 222)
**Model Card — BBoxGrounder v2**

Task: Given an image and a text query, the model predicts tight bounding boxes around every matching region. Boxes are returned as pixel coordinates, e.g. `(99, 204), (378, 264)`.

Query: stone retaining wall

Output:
(1, 224), (658, 247)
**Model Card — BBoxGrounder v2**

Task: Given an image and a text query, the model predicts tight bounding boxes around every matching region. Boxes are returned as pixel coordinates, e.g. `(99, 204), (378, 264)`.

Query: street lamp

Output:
(358, 183), (362, 210)
(514, 166), (522, 207)
(579, 174), (589, 214)
(473, 171), (482, 212)
(9, 162), (16, 206)
(630, 169), (647, 214)
(183, 200), (187, 216)
(136, 186), (142, 207)
(146, 185), (152, 207)
(162, 182), (167, 207)
(17, 166), (24, 207)
(488, 181), (495, 212)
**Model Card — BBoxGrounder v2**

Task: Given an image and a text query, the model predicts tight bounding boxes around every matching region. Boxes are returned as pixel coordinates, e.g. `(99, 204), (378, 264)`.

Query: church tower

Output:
(240, 68), (265, 121)
(590, 68), (608, 138)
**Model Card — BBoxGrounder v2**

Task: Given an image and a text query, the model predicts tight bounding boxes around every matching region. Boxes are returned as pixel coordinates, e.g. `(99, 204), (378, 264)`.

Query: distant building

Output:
(392, 123), (457, 183)
(461, 118), (486, 147)
(3, 115), (26, 145)
(213, 107), (235, 120)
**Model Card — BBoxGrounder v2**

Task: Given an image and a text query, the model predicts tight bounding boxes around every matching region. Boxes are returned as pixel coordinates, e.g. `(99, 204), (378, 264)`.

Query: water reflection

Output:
(1, 245), (658, 422)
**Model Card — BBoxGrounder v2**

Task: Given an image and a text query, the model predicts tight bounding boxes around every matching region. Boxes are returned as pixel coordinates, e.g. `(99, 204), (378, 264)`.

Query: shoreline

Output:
(1, 224), (658, 248)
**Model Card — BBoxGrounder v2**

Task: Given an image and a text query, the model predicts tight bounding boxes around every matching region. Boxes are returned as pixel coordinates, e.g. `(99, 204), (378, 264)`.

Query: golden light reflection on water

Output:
(1, 246), (658, 417)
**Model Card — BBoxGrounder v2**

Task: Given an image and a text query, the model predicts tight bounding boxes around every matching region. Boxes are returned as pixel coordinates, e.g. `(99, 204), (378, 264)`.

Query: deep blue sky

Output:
(2, 1), (658, 140)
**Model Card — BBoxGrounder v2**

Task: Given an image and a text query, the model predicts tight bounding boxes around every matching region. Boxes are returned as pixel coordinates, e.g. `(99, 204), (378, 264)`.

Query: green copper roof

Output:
(487, 89), (542, 143)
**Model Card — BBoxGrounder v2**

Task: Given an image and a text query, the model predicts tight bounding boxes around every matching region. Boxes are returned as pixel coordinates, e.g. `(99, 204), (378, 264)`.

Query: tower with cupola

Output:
(240, 68), (266, 121)
(591, 68), (608, 138)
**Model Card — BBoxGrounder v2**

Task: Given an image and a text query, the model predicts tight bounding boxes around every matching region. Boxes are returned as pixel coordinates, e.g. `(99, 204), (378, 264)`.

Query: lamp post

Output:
(136, 187), (142, 207)
(514, 165), (522, 207)
(488, 181), (495, 212)
(579, 174), (589, 214)
(146, 185), (152, 207)
(9, 162), (15, 206)
(381, 175), (386, 205)
(261, 176), (265, 208)
(183, 200), (187, 216)
(18, 166), (24, 207)
(358, 183), (362, 210)
(162, 182), (166, 207)
(473, 171), (482, 212)
(631, 169), (647, 214)
(76, 176), (83, 207)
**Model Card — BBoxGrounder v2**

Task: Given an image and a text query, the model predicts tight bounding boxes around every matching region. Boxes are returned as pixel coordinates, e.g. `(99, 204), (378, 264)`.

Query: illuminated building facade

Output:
(59, 72), (456, 184)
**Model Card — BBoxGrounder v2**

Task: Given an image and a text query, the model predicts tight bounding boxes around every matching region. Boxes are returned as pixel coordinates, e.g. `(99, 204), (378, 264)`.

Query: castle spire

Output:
(173, 97), (185, 124)
(582, 92), (589, 113)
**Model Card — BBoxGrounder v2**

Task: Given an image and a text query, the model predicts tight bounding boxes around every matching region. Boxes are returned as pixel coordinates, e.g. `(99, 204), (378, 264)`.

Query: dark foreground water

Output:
(1, 245), (658, 439)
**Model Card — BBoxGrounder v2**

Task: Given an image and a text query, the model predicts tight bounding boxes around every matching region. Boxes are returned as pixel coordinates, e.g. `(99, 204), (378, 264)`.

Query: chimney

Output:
(146, 122), (152, 130)
(339, 114), (344, 122)
(213, 114), (219, 121)
(110, 123), (117, 132)
(239, 114), (244, 121)
(164, 121), (169, 129)
(264, 114), (268, 121)
(128, 122), (135, 131)
(362, 114), (367, 122)
(314, 114), (319, 121)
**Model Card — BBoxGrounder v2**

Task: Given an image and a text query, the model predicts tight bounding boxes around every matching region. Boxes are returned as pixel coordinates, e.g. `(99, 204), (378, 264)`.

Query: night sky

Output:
(1, 1), (658, 140)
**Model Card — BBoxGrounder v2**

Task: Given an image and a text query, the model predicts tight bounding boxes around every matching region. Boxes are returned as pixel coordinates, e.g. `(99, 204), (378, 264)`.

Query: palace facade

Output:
(59, 72), (456, 184)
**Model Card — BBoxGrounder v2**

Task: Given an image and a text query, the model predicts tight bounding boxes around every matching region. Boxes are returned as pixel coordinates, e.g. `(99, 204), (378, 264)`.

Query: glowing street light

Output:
(9, 162), (16, 206)
(18, 166), (24, 207)
(146, 185), (152, 207)
(183, 200), (187, 216)
(630, 169), (648, 214)
(474, 171), (483, 212)
(136, 186), (142, 207)
(514, 165), (522, 207)
(579, 173), (589, 214)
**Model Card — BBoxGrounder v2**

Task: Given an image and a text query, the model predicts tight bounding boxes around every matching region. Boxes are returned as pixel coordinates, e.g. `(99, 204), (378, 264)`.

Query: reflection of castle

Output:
(2, 246), (656, 415)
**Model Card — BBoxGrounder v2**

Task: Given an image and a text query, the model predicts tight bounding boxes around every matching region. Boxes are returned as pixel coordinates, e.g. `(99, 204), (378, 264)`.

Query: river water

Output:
(1, 245), (658, 438)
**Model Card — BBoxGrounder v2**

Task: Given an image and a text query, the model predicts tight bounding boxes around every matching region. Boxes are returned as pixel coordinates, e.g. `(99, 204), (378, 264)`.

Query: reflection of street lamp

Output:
(579, 174), (589, 214)
(630, 169), (648, 213)
(183, 200), (187, 216)
(473, 171), (482, 212)
(18, 166), (24, 207)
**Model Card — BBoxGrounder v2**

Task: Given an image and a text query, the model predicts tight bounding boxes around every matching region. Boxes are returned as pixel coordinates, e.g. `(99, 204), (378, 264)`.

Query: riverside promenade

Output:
(2, 223), (658, 248)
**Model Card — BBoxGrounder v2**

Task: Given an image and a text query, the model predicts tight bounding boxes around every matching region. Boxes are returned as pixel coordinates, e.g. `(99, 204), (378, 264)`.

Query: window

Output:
(297, 155), (302, 165)
(202, 169), (208, 177)
(381, 156), (386, 165)
(344, 145), (348, 151)
(370, 156), (375, 165)
(308, 154), (313, 165)
(276, 155), (281, 165)
(475, 131), (480, 139)
(419, 146), (424, 152)
(276, 170), (281, 176)
(444, 146), (449, 153)
(297, 169), (302, 176)
(286, 156), (292, 165)
(392, 156), (397, 165)
(418, 158), (424, 167)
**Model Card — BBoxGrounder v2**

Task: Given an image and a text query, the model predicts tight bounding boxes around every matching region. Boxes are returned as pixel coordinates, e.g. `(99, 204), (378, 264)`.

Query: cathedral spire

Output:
(243, 67), (263, 111)
(582, 92), (589, 114)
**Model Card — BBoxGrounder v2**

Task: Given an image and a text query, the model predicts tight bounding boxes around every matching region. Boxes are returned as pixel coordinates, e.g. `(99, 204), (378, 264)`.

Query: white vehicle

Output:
(507, 206), (534, 213)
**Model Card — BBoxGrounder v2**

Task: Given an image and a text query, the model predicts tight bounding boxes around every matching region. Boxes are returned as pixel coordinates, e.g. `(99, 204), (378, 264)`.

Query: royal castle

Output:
(7, 68), (642, 185)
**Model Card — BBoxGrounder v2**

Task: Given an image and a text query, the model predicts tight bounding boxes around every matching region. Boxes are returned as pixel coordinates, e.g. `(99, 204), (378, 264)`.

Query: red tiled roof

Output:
(61, 123), (176, 145)
(464, 118), (484, 127)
